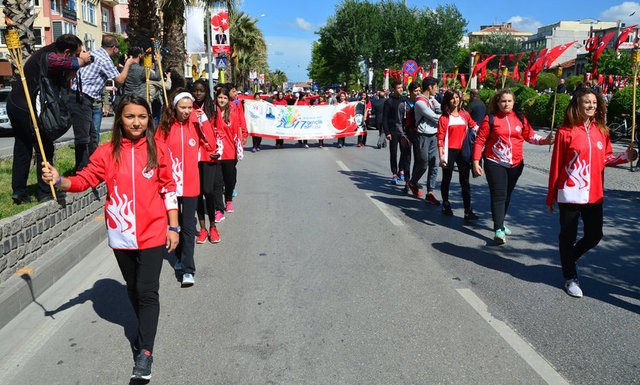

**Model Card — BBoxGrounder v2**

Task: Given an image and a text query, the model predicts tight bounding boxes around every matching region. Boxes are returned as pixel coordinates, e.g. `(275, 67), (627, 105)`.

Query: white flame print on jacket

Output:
(491, 137), (514, 165)
(170, 150), (184, 196)
(105, 182), (138, 249)
(558, 150), (591, 203)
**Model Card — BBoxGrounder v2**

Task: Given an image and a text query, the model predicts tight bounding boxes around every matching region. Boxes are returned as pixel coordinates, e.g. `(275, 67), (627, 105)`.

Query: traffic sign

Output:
(403, 60), (418, 76)
(215, 57), (228, 69)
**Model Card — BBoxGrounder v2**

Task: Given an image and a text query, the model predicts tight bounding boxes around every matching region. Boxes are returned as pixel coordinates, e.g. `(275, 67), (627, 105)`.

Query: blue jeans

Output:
(92, 105), (103, 144)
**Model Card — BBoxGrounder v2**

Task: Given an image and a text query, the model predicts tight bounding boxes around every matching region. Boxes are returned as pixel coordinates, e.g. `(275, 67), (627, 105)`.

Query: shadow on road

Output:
(44, 278), (136, 343)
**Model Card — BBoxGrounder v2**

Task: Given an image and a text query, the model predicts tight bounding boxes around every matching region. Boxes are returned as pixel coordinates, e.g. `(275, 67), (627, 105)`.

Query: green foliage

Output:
(607, 86), (640, 121)
(523, 93), (571, 127)
(534, 72), (558, 92)
(478, 88), (495, 105)
(585, 50), (632, 77)
(565, 75), (584, 92)
(512, 86), (538, 112)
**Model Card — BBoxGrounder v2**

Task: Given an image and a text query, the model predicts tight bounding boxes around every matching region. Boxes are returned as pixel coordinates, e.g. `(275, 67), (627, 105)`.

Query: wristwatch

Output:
(168, 226), (181, 233)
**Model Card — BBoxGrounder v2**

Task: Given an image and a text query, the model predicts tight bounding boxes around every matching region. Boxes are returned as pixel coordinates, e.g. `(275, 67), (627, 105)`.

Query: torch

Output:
(549, 66), (562, 151)
(151, 38), (169, 107)
(631, 48), (640, 171)
(2, 23), (56, 200)
(462, 53), (480, 97)
(500, 65), (508, 89)
(144, 48), (153, 104)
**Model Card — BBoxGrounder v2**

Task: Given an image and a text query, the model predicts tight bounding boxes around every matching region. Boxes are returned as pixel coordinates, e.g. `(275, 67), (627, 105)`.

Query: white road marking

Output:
(456, 288), (570, 385)
(336, 160), (350, 172)
(366, 192), (404, 226)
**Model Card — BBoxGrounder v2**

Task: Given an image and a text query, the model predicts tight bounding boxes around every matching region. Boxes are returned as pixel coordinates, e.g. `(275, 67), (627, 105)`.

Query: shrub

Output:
(478, 88), (495, 105)
(534, 72), (558, 92)
(512, 86), (538, 113)
(523, 93), (571, 127)
(565, 75), (583, 93)
(607, 86), (640, 122)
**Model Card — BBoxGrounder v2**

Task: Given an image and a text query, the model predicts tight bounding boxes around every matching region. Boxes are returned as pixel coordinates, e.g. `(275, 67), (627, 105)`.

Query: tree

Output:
(126, 0), (161, 50)
(586, 50), (632, 77)
(229, 11), (267, 90)
(2, 0), (37, 58)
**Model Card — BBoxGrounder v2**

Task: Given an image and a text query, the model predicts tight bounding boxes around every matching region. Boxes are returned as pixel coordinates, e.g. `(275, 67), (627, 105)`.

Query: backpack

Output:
(403, 97), (417, 134)
(36, 54), (73, 141)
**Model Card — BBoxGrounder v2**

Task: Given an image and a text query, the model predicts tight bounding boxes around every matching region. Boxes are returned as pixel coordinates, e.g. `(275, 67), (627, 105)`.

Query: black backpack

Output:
(36, 54), (73, 141)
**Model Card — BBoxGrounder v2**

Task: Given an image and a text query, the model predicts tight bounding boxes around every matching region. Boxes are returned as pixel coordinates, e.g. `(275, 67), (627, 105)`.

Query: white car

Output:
(0, 88), (11, 134)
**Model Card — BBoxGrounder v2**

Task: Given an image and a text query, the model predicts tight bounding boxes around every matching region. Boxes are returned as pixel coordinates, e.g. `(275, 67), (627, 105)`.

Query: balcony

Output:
(62, 7), (77, 21)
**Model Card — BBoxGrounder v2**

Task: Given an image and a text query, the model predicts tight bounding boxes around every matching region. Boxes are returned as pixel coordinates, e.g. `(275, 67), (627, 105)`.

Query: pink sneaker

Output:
(209, 227), (220, 243)
(214, 210), (225, 223)
(225, 201), (234, 213)
(196, 229), (208, 244)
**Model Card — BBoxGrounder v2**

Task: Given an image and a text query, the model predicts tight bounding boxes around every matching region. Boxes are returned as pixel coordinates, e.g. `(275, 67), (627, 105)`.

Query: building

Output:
(468, 23), (532, 46)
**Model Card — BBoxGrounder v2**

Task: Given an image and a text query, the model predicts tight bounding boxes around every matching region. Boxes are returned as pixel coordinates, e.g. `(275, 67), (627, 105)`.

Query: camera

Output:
(89, 55), (95, 64)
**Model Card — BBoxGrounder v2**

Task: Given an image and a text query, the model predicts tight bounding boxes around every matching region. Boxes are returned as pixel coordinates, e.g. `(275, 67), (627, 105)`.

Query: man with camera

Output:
(67, 34), (134, 172)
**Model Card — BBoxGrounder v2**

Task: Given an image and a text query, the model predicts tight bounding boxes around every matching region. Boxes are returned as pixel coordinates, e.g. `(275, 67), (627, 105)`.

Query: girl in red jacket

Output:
(547, 87), (637, 298)
(41, 95), (179, 380)
(437, 90), (478, 220)
(156, 88), (214, 287)
(472, 89), (553, 245)
(216, 86), (247, 214)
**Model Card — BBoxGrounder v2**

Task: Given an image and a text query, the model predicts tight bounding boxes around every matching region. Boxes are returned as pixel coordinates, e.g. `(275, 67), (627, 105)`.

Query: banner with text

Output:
(244, 100), (364, 140)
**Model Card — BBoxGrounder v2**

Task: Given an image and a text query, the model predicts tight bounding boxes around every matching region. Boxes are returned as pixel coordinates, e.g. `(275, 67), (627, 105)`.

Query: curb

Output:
(0, 215), (106, 329)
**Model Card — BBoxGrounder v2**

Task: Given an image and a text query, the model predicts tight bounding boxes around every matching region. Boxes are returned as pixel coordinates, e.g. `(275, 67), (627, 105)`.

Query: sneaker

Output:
(338, 143), (343, 148)
(425, 192), (441, 206)
(494, 229), (506, 245)
(503, 225), (512, 236)
(232, 189), (237, 197)
(181, 273), (195, 287)
(196, 229), (208, 244)
(564, 278), (583, 298)
(174, 260), (183, 271)
(209, 227), (221, 243)
(251, 147), (257, 153)
(226, 201), (234, 212)
(12, 193), (32, 205)
(304, 144), (309, 148)
(464, 210), (479, 221)
(131, 349), (153, 380)
(408, 181), (423, 197)
(391, 175), (399, 185)
(399, 172), (405, 182)
(256, 147), (261, 151)
(441, 201), (453, 216)
(214, 210), (225, 223)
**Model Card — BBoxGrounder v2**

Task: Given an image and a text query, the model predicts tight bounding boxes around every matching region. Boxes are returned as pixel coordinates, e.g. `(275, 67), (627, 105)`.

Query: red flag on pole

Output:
(460, 73), (466, 88)
(615, 24), (637, 51)
(544, 41), (576, 69)
(592, 31), (616, 75)
(585, 36), (599, 52)
(472, 54), (496, 77)
(513, 52), (525, 81)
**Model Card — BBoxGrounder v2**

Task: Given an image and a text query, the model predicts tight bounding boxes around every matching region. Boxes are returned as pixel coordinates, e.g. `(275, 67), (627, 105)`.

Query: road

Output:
(0, 116), (114, 159)
(0, 134), (639, 384)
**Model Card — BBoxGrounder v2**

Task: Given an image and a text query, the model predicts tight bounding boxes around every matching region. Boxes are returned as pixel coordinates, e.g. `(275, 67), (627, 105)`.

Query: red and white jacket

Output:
(437, 110), (477, 150)
(473, 111), (544, 167)
(193, 108), (221, 163)
(217, 106), (248, 161)
(155, 111), (214, 197)
(546, 122), (630, 205)
(67, 139), (178, 250)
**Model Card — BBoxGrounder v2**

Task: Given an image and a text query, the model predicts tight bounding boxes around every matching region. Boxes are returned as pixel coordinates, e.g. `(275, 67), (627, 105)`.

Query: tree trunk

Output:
(125, 0), (161, 50)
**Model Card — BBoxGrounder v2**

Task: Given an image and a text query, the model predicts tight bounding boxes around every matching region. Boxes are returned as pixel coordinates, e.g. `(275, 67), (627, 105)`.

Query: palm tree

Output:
(229, 11), (267, 89)
(126, 0), (161, 50)
(2, 0), (37, 57)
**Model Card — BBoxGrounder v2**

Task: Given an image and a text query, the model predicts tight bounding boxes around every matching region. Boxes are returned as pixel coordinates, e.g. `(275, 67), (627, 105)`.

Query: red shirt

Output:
(273, 98), (288, 106)
(472, 111), (543, 168)
(546, 122), (630, 205)
(67, 139), (177, 250)
(216, 107), (243, 160)
(437, 110), (476, 150)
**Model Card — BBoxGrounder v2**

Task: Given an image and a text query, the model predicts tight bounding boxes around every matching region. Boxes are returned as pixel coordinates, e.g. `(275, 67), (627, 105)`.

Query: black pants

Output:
(337, 137), (345, 146)
(388, 132), (411, 179)
(558, 203), (603, 279)
(252, 136), (262, 148)
(113, 245), (164, 352)
(67, 92), (98, 171)
(440, 149), (472, 211)
(8, 99), (55, 200)
(484, 160), (524, 231)
(174, 197), (197, 274)
(275, 139), (284, 147)
(197, 162), (224, 224)
(220, 159), (237, 203)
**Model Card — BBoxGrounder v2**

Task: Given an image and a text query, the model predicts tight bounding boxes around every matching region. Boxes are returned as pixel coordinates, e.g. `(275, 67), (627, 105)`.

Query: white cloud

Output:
(290, 17), (314, 32)
(265, 36), (313, 81)
(506, 16), (543, 33)
(599, 2), (640, 24)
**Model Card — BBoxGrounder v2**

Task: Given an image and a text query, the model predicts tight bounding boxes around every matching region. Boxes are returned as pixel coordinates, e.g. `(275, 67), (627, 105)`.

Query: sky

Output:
(238, 0), (640, 82)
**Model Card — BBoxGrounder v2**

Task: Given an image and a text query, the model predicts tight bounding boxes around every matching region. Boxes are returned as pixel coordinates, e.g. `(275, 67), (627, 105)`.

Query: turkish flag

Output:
(513, 52), (525, 81)
(615, 24), (637, 51)
(585, 36), (598, 52)
(459, 73), (466, 88)
(331, 103), (357, 133)
(472, 54), (496, 77)
(592, 31), (616, 75)
(544, 41), (576, 69)
(211, 11), (229, 31)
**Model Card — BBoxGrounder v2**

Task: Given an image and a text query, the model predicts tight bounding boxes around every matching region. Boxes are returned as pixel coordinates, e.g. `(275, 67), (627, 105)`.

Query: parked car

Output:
(0, 87), (12, 135)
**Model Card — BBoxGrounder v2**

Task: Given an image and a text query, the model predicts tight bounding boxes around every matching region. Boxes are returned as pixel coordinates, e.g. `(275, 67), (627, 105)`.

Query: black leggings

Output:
(197, 162), (224, 224)
(220, 159), (238, 203)
(113, 245), (165, 352)
(558, 203), (603, 279)
(175, 197), (197, 274)
(484, 160), (524, 231)
(440, 148), (472, 211)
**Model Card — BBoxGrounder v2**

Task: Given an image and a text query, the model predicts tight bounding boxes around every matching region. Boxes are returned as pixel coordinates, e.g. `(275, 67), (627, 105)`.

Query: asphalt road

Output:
(0, 134), (639, 384)
(0, 116), (114, 159)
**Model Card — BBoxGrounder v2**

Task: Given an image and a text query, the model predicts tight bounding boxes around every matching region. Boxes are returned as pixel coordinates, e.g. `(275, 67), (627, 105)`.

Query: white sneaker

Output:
(181, 273), (195, 287)
(564, 279), (583, 298)
(174, 261), (183, 271)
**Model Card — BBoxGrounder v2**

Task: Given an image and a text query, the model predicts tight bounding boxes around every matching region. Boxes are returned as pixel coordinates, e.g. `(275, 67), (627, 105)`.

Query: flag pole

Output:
(549, 66), (562, 152)
(631, 48), (640, 171)
(152, 38), (170, 107)
(2, 24), (56, 200)
(462, 53), (479, 97)
(500, 65), (508, 89)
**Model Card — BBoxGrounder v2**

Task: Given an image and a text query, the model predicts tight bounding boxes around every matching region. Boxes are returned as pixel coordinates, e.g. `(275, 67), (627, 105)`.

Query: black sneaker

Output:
(442, 201), (453, 216)
(464, 210), (479, 221)
(132, 349), (153, 380)
(12, 193), (32, 205)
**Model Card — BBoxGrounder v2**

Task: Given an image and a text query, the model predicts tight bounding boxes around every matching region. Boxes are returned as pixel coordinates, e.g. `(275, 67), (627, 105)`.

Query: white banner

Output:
(185, 6), (205, 53)
(244, 100), (364, 140)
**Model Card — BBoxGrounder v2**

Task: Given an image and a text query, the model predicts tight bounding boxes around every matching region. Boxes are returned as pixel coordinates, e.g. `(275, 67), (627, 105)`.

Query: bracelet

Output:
(54, 177), (62, 187)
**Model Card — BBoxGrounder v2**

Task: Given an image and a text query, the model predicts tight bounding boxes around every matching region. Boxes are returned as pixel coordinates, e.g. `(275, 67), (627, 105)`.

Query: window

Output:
(51, 0), (60, 13)
(83, 1), (96, 24)
(30, 0), (41, 6)
(33, 28), (44, 46)
(102, 8), (111, 32)
(53, 20), (77, 40)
